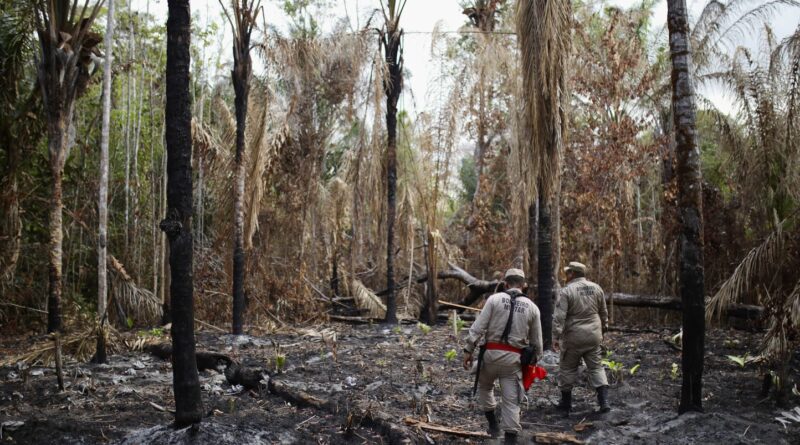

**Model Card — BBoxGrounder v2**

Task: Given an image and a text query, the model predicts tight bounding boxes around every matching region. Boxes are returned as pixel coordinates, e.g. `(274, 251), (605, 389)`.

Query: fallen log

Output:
(224, 365), (414, 444)
(146, 343), (234, 371)
(606, 293), (763, 320)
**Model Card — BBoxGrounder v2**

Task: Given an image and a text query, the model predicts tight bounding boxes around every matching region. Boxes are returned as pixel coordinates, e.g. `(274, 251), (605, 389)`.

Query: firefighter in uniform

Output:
(552, 261), (611, 414)
(463, 269), (543, 444)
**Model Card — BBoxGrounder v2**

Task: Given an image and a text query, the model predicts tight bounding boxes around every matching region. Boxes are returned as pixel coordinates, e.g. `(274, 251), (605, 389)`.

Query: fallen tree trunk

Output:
(606, 293), (763, 320)
(379, 264), (764, 320)
(147, 343), (233, 371)
(225, 365), (414, 443)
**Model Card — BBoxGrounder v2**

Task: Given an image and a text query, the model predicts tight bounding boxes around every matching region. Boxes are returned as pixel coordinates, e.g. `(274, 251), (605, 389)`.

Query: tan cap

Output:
(504, 268), (525, 280)
(563, 261), (587, 274)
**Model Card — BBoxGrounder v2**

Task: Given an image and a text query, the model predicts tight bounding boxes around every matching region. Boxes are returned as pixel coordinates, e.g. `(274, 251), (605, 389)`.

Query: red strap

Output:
(485, 342), (522, 354)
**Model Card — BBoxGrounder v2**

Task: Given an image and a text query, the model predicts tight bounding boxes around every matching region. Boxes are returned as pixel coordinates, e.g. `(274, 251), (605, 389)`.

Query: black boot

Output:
(504, 432), (518, 445)
(597, 385), (611, 413)
(555, 390), (572, 416)
(485, 411), (500, 438)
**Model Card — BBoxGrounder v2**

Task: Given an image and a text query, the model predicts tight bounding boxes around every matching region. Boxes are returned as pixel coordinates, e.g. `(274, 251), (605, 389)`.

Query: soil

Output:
(1, 323), (798, 444)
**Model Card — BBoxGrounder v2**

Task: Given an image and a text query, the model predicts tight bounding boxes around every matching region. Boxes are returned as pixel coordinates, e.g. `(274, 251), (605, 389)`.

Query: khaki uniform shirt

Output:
(552, 277), (607, 350)
(465, 289), (543, 362)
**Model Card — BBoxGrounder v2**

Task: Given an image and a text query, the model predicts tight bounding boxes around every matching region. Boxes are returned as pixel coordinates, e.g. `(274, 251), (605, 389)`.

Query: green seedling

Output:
(417, 322), (431, 335)
(126, 317), (134, 329)
(392, 326), (402, 335)
(444, 349), (457, 362)
(274, 354), (286, 372)
(629, 363), (641, 376)
(726, 354), (750, 368)
(137, 327), (164, 337)
(670, 363), (679, 380)
(456, 317), (466, 333)
(376, 359), (387, 367)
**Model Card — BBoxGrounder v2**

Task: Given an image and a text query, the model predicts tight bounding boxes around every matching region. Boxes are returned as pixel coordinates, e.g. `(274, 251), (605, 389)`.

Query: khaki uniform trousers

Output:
(558, 345), (608, 391)
(477, 351), (524, 434)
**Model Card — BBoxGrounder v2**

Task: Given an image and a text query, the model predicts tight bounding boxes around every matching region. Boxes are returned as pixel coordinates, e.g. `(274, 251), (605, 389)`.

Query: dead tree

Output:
(161, 0), (203, 426)
(221, 0), (261, 335)
(379, 0), (406, 325)
(667, 0), (706, 414)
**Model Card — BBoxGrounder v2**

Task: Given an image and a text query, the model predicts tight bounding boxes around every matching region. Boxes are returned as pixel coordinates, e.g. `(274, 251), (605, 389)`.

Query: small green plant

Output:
(726, 354), (751, 368)
(444, 349), (457, 362)
(670, 363), (679, 380)
(274, 354), (286, 372)
(126, 317), (134, 329)
(392, 326), (402, 335)
(629, 363), (641, 376)
(417, 322), (431, 335)
(601, 352), (625, 382)
(137, 327), (164, 337)
(376, 359), (387, 367)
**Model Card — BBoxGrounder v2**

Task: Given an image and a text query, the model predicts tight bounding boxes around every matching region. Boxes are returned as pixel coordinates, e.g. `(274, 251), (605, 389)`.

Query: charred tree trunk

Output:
(229, 0), (257, 336)
(537, 188), (554, 350)
(667, 0), (706, 414)
(382, 20), (403, 325)
(161, 0), (202, 426)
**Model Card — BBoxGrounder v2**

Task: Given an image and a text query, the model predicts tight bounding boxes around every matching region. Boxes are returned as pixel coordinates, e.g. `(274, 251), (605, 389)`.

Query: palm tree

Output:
(380, 0), (406, 325)
(162, 0), (202, 426)
(33, 0), (105, 333)
(665, 0), (706, 414)
(517, 0), (571, 349)
(221, 0), (261, 335)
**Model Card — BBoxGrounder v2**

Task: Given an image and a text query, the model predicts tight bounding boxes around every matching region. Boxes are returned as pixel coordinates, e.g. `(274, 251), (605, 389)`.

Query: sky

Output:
(134, 0), (800, 114)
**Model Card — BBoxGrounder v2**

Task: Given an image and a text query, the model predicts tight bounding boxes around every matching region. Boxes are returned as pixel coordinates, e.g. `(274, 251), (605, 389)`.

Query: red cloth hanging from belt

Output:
(485, 342), (522, 353)
(484, 342), (547, 390)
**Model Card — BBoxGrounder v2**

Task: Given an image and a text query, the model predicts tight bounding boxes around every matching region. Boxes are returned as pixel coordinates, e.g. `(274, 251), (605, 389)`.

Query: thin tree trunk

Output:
(95, 0), (115, 363)
(536, 187), (554, 350)
(420, 230), (438, 324)
(46, 105), (72, 333)
(162, 0), (202, 426)
(667, 0), (706, 414)
(383, 23), (402, 325)
(230, 0), (256, 335)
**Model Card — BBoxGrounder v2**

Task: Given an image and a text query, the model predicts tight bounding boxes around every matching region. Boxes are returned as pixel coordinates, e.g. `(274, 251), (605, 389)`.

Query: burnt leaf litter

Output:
(1, 324), (798, 444)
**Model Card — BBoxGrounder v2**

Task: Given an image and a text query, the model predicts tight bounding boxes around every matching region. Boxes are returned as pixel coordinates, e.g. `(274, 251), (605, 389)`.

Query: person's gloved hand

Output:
(463, 352), (473, 370)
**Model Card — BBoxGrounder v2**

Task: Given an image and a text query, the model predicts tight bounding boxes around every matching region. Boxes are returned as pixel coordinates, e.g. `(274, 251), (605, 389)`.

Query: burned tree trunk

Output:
(228, 0), (259, 336)
(161, 0), (203, 426)
(381, 8), (404, 325)
(537, 188), (555, 350)
(667, 0), (706, 414)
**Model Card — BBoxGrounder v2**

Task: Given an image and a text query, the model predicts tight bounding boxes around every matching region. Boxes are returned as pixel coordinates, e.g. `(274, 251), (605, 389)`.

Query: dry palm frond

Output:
(0, 324), (123, 367)
(108, 254), (161, 325)
(516, 0), (570, 201)
(707, 222), (787, 321)
(351, 279), (386, 318)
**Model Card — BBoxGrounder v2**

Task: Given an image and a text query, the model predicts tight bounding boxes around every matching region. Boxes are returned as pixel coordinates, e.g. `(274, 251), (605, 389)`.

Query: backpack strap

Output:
(500, 289), (526, 343)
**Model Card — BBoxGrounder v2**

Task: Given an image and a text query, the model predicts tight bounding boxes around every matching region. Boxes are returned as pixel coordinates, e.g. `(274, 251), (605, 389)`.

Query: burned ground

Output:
(1, 323), (798, 444)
